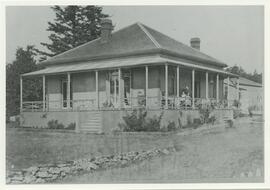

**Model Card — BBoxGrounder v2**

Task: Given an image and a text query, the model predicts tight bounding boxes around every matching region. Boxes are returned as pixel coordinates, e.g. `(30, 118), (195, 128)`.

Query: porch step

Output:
(79, 111), (102, 133)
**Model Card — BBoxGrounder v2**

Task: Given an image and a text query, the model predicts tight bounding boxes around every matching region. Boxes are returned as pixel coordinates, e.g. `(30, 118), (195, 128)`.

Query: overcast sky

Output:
(6, 6), (264, 73)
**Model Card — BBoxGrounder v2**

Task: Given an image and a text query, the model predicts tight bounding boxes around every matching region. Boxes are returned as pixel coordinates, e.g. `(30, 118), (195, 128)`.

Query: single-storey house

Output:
(224, 77), (263, 114)
(20, 19), (238, 133)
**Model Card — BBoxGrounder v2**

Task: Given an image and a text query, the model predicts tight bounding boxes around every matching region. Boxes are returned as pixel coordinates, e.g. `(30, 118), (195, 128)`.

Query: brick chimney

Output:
(100, 19), (113, 43)
(190, 37), (200, 50)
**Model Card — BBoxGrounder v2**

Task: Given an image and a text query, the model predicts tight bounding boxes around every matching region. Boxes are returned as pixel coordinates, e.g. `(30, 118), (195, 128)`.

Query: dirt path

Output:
(58, 120), (263, 183)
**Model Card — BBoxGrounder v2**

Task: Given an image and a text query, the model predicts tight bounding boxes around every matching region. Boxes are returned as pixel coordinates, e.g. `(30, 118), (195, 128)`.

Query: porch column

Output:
(205, 72), (208, 99)
(216, 74), (219, 102)
(43, 75), (46, 111)
(227, 76), (230, 100)
(67, 73), (71, 109)
(20, 76), (23, 111)
(145, 66), (149, 108)
(192, 69), (195, 109)
(165, 64), (168, 109)
(95, 71), (99, 109)
(176, 66), (180, 97)
(118, 68), (122, 109)
(236, 77), (240, 100)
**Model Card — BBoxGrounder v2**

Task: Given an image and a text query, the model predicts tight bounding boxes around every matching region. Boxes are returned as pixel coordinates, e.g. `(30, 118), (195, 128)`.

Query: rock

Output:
(48, 167), (61, 174)
(162, 149), (170, 155)
(60, 172), (66, 177)
(51, 174), (58, 180)
(39, 167), (49, 172)
(12, 175), (24, 181)
(57, 163), (68, 167)
(35, 178), (46, 183)
(36, 171), (50, 178)
(27, 166), (39, 174)
(24, 175), (36, 184)
(60, 166), (71, 173)
(120, 160), (128, 166)
(11, 180), (23, 184)
(88, 162), (98, 170)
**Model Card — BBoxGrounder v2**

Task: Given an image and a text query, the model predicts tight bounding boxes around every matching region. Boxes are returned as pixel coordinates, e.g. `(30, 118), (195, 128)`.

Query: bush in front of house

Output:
(198, 103), (216, 124)
(248, 105), (256, 117)
(47, 119), (65, 129)
(66, 122), (76, 130)
(118, 108), (165, 132)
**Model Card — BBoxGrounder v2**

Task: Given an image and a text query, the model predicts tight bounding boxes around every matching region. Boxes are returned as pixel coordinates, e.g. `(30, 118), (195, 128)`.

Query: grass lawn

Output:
(6, 128), (175, 172)
(6, 116), (264, 183)
(58, 117), (264, 183)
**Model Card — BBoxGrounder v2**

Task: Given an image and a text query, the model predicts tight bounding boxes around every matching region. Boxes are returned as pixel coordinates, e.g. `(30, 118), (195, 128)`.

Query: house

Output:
(20, 19), (238, 132)
(224, 77), (263, 114)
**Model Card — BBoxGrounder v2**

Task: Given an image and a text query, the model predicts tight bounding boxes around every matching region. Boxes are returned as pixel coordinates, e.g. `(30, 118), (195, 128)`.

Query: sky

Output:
(6, 6), (264, 73)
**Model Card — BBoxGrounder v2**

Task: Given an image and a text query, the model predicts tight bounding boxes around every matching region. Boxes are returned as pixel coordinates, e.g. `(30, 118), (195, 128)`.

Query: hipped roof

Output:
(41, 22), (227, 68)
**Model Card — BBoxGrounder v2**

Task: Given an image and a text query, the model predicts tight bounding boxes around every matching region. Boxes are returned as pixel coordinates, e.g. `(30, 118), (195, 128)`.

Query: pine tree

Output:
(37, 6), (109, 58)
(6, 46), (42, 120)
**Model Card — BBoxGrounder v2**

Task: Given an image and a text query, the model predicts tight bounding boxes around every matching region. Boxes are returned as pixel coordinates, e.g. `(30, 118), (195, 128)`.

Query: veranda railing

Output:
(22, 97), (235, 112)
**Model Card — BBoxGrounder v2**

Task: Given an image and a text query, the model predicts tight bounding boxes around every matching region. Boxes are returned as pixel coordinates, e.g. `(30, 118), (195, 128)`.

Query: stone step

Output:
(80, 125), (101, 129)
(80, 128), (101, 132)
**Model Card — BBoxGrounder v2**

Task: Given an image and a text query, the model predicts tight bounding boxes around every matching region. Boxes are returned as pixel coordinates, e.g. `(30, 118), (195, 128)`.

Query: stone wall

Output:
(7, 147), (176, 184)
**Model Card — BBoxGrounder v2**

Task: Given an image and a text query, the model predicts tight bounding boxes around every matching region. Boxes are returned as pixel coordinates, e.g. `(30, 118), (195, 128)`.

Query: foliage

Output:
(233, 99), (241, 108)
(227, 119), (234, 128)
(66, 122), (76, 130)
(118, 108), (164, 132)
(6, 46), (42, 120)
(36, 6), (109, 58)
(226, 65), (262, 84)
(233, 108), (241, 119)
(198, 103), (213, 124)
(144, 115), (163, 132)
(167, 121), (177, 131)
(47, 119), (65, 129)
(248, 106), (256, 117)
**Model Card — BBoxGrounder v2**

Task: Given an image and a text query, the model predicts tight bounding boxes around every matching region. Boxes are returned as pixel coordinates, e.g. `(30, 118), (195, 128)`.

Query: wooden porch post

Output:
(192, 69), (195, 109)
(118, 68), (122, 109)
(95, 71), (99, 109)
(227, 76), (230, 100)
(43, 75), (46, 111)
(177, 66), (180, 97)
(216, 74), (219, 102)
(206, 72), (208, 99)
(67, 73), (71, 109)
(165, 64), (168, 109)
(145, 66), (148, 108)
(20, 76), (23, 112)
(237, 77), (240, 100)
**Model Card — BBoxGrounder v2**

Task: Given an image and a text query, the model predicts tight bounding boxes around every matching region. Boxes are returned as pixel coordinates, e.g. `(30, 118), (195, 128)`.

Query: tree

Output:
(226, 65), (262, 84)
(36, 6), (109, 58)
(6, 46), (42, 120)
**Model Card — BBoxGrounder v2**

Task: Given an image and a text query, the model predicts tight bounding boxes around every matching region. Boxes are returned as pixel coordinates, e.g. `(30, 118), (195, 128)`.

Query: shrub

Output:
(248, 105), (255, 117)
(193, 118), (202, 128)
(198, 104), (213, 124)
(66, 122), (76, 130)
(47, 119), (65, 129)
(144, 114), (163, 132)
(167, 121), (177, 131)
(233, 108), (241, 119)
(118, 108), (164, 132)
(233, 99), (241, 108)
